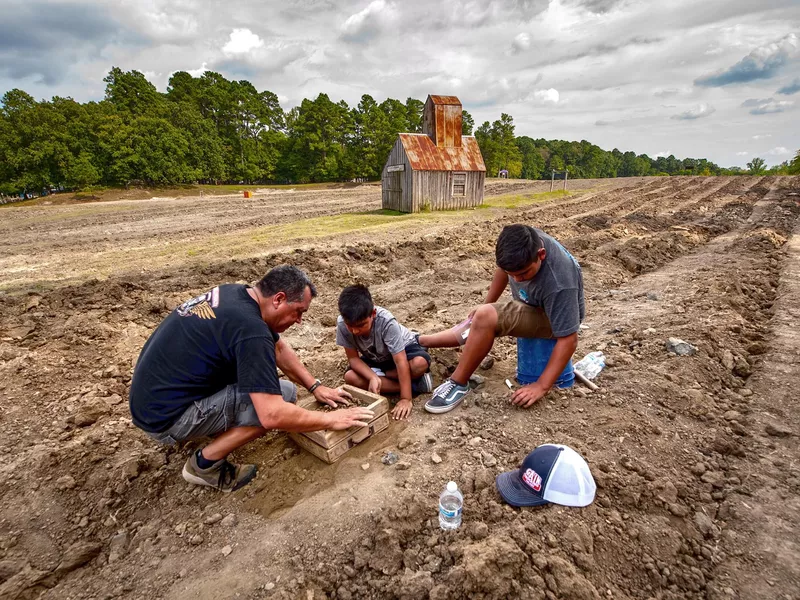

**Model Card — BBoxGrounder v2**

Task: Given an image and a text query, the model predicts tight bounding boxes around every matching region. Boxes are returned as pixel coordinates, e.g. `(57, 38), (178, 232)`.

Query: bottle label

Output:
(439, 505), (462, 519)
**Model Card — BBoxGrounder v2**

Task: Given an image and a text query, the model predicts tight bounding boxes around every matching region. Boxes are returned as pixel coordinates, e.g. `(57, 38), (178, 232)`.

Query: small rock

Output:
(460, 423), (470, 436)
(690, 462), (707, 476)
(739, 388), (753, 397)
(265, 582), (275, 591)
(426, 434), (437, 444)
(481, 452), (497, 467)
(188, 534), (203, 546)
(421, 301), (436, 312)
(668, 503), (689, 517)
(55, 541), (102, 575)
(381, 451), (399, 465)
(700, 471), (725, 488)
(723, 410), (742, 422)
(220, 514), (238, 528)
(204, 513), (223, 525)
(468, 374), (486, 389)
(122, 458), (142, 481)
(396, 462), (411, 471)
(431, 453), (443, 464)
(108, 531), (130, 563)
(468, 436), (483, 447)
(665, 338), (696, 356)
(56, 475), (77, 490)
(398, 438), (412, 450)
(765, 423), (792, 437)
(221, 545), (233, 557)
(479, 356), (495, 370)
(721, 350), (735, 371)
(472, 522), (489, 540)
(361, 463), (370, 471)
(646, 292), (661, 301)
(694, 512), (715, 537)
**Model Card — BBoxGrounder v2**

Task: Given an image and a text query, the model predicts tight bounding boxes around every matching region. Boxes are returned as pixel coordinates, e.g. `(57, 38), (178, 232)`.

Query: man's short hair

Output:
(256, 265), (317, 303)
(495, 224), (543, 272)
(338, 284), (374, 324)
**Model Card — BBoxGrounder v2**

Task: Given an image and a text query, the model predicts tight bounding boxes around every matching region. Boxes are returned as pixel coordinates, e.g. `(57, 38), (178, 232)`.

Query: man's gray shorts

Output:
(146, 380), (297, 445)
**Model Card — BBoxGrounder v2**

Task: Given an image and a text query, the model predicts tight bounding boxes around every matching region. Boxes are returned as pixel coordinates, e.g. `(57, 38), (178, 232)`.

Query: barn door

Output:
(384, 169), (403, 211)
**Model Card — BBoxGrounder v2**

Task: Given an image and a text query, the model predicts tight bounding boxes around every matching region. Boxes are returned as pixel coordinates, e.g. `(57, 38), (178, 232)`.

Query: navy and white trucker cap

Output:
(495, 444), (596, 507)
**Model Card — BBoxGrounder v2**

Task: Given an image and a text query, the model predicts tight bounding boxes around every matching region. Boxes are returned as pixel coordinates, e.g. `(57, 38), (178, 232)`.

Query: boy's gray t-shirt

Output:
(508, 228), (585, 338)
(336, 306), (415, 363)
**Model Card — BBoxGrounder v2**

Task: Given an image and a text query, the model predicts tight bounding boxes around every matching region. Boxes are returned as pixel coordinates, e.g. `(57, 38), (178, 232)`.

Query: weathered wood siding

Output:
(381, 139), (413, 212)
(412, 170), (485, 212)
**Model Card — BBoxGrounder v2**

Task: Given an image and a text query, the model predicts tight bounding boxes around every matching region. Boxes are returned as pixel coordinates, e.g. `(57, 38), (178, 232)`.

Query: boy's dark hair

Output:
(495, 224), (542, 272)
(338, 284), (374, 324)
(257, 265), (317, 303)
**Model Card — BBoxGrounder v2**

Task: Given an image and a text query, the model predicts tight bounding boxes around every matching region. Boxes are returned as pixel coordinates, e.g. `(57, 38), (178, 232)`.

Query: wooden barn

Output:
(381, 95), (486, 213)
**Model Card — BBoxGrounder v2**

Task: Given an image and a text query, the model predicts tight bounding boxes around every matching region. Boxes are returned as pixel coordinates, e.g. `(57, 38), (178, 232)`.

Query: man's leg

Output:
(449, 304), (498, 384)
(418, 317), (473, 348)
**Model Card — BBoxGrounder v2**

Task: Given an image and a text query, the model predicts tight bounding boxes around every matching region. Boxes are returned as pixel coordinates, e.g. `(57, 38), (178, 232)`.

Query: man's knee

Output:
(280, 380), (297, 404)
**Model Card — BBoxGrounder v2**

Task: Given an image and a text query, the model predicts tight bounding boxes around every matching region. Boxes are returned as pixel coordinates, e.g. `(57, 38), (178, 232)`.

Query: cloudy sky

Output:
(1, 0), (799, 168)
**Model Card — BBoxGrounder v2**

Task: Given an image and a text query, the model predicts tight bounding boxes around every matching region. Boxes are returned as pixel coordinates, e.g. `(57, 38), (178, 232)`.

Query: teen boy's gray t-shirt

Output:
(336, 306), (415, 363)
(508, 229), (585, 338)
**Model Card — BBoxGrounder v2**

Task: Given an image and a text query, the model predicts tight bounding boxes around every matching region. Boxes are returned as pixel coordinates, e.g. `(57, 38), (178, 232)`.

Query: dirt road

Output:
(0, 176), (798, 600)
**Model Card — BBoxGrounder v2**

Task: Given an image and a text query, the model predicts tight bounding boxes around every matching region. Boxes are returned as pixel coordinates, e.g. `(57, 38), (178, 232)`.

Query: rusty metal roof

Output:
(399, 134), (486, 172)
(428, 95), (461, 106)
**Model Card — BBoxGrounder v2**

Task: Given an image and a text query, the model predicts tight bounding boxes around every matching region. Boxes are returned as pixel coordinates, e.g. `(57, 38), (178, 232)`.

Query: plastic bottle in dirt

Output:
(439, 481), (463, 530)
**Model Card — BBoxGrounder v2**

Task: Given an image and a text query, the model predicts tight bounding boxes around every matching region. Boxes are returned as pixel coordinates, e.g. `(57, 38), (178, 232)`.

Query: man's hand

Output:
(368, 376), (382, 395)
(326, 406), (375, 430)
(313, 385), (353, 408)
(511, 382), (549, 408)
(391, 398), (413, 420)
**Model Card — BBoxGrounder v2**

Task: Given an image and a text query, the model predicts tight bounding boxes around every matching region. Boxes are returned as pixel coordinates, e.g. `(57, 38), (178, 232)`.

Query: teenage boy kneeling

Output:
(419, 224), (584, 413)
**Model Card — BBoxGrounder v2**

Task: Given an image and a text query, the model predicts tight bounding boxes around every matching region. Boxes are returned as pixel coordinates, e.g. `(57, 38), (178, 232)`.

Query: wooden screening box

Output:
(289, 385), (390, 464)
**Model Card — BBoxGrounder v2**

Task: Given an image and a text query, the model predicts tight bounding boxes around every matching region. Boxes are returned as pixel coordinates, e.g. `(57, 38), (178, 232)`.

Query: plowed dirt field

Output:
(1, 176), (799, 600)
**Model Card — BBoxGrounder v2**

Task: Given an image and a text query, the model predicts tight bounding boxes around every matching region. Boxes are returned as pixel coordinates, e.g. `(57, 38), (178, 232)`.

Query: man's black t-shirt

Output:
(129, 284), (282, 433)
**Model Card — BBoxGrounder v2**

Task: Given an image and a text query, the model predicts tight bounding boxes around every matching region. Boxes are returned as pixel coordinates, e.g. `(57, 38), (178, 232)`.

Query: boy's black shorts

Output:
(355, 342), (431, 374)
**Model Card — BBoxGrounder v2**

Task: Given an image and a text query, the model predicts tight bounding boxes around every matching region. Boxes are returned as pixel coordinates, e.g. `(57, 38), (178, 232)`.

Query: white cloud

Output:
(533, 88), (560, 104)
(736, 151), (748, 156)
(766, 146), (790, 156)
(511, 33), (531, 54)
(671, 103), (715, 120)
(223, 28), (264, 54)
(752, 134), (772, 139)
(341, 0), (397, 43)
(654, 151), (671, 158)
(187, 62), (208, 77)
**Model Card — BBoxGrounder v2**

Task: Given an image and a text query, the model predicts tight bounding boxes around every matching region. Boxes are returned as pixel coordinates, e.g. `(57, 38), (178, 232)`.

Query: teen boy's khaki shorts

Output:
(490, 301), (554, 339)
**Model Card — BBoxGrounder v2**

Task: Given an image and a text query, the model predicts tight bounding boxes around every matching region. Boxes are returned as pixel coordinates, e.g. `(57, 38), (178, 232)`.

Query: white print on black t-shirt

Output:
(177, 287), (220, 320)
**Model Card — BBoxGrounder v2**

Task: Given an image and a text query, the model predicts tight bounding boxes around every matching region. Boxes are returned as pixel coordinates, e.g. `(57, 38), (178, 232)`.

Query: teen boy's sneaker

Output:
(182, 453), (257, 492)
(425, 379), (469, 414)
(412, 372), (433, 395)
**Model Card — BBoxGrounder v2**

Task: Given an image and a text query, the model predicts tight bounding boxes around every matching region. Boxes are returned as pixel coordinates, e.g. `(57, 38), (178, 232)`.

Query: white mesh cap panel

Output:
(541, 445), (596, 507)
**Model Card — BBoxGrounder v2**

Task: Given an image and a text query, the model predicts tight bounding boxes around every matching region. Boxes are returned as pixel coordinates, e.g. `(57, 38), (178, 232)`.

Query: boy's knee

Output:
(344, 370), (360, 385)
(409, 356), (429, 376)
(473, 304), (498, 328)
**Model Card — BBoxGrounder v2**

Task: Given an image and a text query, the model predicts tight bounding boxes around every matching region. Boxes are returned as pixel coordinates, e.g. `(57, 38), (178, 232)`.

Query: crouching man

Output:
(129, 265), (373, 492)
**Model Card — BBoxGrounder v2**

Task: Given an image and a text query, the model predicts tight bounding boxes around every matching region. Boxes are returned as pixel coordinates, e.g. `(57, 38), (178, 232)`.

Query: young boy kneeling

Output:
(337, 285), (433, 420)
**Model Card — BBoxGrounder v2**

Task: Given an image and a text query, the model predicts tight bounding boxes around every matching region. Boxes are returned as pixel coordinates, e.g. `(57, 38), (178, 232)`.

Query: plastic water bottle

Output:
(573, 351), (606, 380)
(439, 481), (463, 530)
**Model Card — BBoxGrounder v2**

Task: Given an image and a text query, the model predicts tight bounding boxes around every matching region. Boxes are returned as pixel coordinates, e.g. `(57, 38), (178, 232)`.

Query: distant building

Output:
(381, 95), (486, 212)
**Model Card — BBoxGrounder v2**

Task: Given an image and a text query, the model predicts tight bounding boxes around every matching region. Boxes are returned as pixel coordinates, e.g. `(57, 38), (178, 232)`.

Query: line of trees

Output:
(1, 67), (798, 195)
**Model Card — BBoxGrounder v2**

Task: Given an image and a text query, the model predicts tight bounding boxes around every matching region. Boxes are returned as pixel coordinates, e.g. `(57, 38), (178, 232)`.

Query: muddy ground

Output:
(1, 176), (799, 600)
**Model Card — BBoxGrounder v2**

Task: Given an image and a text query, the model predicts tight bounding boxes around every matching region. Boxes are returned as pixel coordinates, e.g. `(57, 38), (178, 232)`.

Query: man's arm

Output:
(251, 392), (373, 432)
(274, 338), (316, 390)
(275, 338), (352, 407)
(511, 332), (578, 407)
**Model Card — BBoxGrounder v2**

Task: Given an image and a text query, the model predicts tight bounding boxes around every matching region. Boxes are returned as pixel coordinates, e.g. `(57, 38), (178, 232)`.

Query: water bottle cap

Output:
(446, 481), (458, 493)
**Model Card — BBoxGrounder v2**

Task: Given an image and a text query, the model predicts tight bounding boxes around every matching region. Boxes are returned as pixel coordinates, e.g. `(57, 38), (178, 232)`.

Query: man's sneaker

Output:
(425, 379), (469, 414)
(412, 372), (433, 395)
(182, 453), (257, 493)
